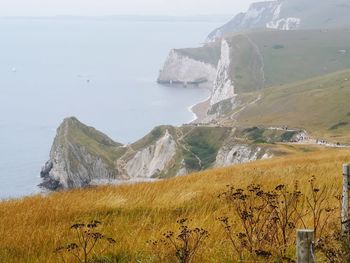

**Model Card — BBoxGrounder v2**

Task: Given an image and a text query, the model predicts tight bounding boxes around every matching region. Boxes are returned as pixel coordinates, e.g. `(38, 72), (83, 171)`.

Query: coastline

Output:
(189, 97), (210, 123)
(187, 83), (212, 123)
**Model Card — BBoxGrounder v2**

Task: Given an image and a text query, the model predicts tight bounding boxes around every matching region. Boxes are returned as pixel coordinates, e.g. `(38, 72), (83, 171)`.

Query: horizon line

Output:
(0, 13), (234, 18)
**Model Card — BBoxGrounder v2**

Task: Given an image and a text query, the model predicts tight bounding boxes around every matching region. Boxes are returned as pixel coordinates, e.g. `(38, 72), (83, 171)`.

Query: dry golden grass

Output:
(0, 145), (350, 262)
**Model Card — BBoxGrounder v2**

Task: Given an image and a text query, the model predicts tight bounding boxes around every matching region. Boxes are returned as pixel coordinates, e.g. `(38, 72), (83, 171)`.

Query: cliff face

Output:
(40, 120), (180, 190)
(42, 118), (302, 190)
(157, 49), (217, 85)
(125, 130), (177, 178)
(40, 117), (121, 190)
(157, 38), (240, 121)
(157, 34), (265, 120)
(207, 0), (350, 42)
(215, 144), (271, 167)
(210, 40), (236, 106)
(207, 1), (285, 42)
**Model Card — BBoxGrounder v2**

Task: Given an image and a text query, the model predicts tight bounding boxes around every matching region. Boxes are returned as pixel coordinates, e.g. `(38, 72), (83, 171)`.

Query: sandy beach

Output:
(188, 83), (212, 123)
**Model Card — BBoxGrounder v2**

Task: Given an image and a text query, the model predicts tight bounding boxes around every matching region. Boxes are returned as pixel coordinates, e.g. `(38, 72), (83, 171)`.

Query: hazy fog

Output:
(1, 0), (256, 16)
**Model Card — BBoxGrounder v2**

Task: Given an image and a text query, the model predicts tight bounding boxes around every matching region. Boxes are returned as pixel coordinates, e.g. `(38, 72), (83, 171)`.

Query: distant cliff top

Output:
(207, 0), (350, 42)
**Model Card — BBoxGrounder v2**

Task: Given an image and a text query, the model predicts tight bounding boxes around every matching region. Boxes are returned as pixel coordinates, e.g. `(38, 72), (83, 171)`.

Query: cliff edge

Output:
(40, 118), (302, 190)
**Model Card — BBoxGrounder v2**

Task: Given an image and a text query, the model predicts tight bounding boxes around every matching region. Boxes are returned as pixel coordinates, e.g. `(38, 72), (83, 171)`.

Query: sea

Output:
(0, 16), (227, 199)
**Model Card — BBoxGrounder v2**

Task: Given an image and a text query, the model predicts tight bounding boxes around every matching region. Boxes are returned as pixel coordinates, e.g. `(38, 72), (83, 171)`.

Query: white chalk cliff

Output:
(40, 118), (118, 190)
(210, 40), (235, 106)
(266, 2), (300, 30)
(207, 1), (286, 42)
(125, 130), (177, 178)
(215, 144), (271, 167)
(207, 0), (350, 42)
(41, 119), (294, 190)
(158, 49), (217, 84)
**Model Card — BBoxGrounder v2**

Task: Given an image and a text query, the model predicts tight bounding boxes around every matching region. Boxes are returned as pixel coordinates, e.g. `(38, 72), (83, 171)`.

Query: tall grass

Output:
(0, 146), (349, 262)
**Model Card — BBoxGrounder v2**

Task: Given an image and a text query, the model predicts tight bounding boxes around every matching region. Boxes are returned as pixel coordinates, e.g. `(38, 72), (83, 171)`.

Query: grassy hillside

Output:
(53, 119), (300, 184)
(56, 117), (126, 170)
(131, 125), (176, 151)
(250, 29), (350, 88)
(175, 42), (221, 66)
(236, 68), (350, 143)
(57, 118), (304, 182)
(182, 126), (232, 170)
(228, 34), (265, 93)
(1, 146), (349, 262)
(223, 28), (350, 93)
(279, 0), (350, 29)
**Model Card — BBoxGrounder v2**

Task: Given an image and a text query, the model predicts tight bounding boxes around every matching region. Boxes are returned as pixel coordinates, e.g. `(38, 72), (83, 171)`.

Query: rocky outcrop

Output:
(41, 118), (296, 191)
(40, 119), (181, 190)
(207, 1), (285, 42)
(215, 144), (271, 167)
(266, 2), (301, 31)
(210, 40), (236, 106)
(40, 117), (119, 190)
(176, 160), (188, 176)
(157, 40), (238, 120)
(125, 130), (177, 178)
(158, 49), (217, 86)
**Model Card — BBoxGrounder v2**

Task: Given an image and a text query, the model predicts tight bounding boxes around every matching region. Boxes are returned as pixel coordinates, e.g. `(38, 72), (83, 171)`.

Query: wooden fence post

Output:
(296, 229), (315, 263)
(342, 164), (350, 233)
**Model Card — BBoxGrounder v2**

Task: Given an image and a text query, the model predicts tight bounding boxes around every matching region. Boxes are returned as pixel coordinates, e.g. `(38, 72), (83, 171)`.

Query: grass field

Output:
(1, 145), (349, 262)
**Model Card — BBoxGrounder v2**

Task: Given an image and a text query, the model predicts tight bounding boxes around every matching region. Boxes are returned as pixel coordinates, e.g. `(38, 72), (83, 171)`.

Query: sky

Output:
(1, 0), (257, 17)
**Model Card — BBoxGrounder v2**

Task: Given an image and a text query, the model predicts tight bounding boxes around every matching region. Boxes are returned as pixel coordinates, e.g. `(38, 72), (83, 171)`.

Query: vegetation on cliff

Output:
(44, 116), (305, 189)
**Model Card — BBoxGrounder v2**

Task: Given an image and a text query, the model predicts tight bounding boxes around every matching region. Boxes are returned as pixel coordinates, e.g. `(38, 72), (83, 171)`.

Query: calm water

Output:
(0, 17), (223, 199)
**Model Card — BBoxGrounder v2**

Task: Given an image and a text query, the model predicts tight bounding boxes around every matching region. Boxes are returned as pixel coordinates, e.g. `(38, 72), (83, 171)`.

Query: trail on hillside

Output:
(230, 93), (262, 121)
(176, 128), (203, 169)
(266, 127), (350, 148)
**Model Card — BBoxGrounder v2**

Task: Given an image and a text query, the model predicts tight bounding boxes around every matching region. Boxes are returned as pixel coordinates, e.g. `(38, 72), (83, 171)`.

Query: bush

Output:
(55, 221), (116, 263)
(273, 44), (285, 49)
(148, 218), (209, 263)
(217, 177), (336, 261)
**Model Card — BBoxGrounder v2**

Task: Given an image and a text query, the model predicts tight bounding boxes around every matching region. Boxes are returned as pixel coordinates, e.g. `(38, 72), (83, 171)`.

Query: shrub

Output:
(55, 221), (116, 263)
(148, 218), (209, 263)
(273, 44), (285, 49)
(217, 178), (336, 261)
(330, 122), (349, 130)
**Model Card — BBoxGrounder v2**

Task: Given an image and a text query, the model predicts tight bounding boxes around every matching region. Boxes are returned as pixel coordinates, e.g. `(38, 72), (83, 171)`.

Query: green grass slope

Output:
(228, 34), (265, 93)
(225, 28), (350, 93)
(176, 42), (221, 66)
(55, 117), (126, 170)
(54, 118), (307, 181)
(236, 69), (350, 143)
(279, 0), (350, 29)
(181, 126), (232, 171)
(250, 29), (350, 88)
